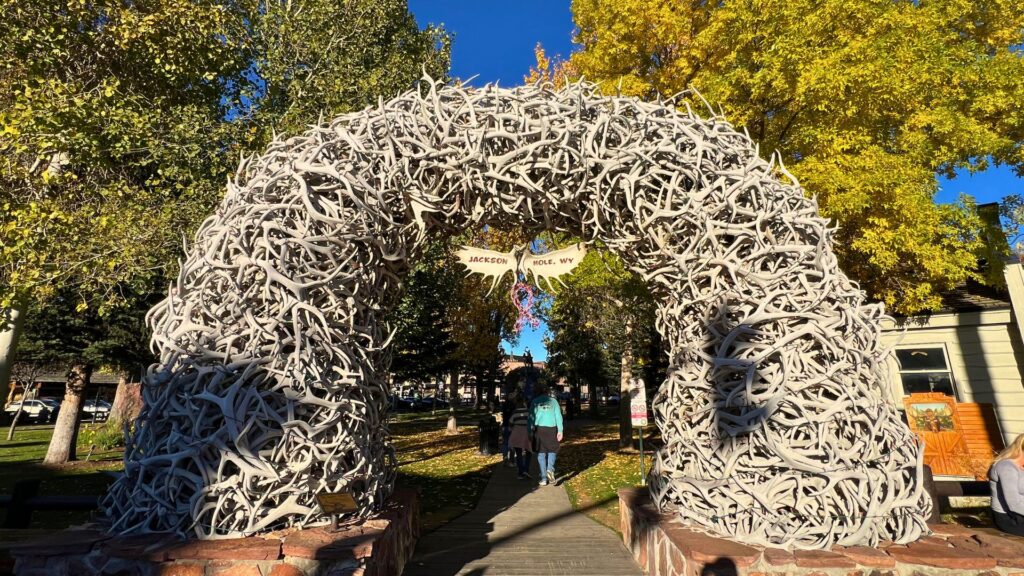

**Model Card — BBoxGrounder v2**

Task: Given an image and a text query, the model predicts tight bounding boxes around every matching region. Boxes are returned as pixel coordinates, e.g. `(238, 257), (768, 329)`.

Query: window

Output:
(895, 346), (957, 399)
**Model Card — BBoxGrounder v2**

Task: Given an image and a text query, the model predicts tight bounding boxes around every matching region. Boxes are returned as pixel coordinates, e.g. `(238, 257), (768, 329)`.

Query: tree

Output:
(390, 242), (460, 389)
(0, 0), (251, 403)
(5, 360), (45, 440)
(534, 0), (1024, 314)
(0, 0), (451, 404)
(543, 240), (660, 446)
(544, 306), (610, 416)
(15, 284), (159, 463)
(235, 0), (450, 149)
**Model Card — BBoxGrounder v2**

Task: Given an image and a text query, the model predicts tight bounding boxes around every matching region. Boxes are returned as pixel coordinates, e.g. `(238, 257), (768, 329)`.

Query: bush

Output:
(80, 419), (127, 450)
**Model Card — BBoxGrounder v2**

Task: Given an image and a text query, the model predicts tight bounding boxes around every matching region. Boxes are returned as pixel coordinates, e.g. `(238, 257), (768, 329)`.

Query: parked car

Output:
(390, 396), (419, 411)
(4, 400), (54, 423)
(418, 396), (448, 409)
(38, 398), (62, 417)
(606, 394), (621, 406)
(83, 399), (112, 420)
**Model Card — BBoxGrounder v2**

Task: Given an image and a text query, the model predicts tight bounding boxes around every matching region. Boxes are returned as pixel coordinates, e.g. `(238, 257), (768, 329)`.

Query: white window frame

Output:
(894, 343), (959, 401)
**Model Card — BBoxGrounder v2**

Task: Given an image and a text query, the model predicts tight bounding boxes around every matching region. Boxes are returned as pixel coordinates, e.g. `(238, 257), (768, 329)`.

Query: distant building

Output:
(6, 369), (125, 405)
(500, 352), (547, 374)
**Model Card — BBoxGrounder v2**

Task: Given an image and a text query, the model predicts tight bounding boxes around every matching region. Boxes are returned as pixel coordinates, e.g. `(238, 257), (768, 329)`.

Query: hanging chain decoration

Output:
(99, 76), (931, 549)
(510, 281), (541, 333)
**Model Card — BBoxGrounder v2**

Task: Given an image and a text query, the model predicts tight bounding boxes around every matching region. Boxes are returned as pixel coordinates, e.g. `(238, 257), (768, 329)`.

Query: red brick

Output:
(833, 545), (896, 568)
(973, 533), (1024, 568)
(210, 560), (265, 576)
(794, 549), (856, 568)
(156, 562), (205, 576)
(886, 541), (997, 570)
(918, 535), (951, 546)
(282, 526), (382, 561)
(166, 537), (281, 561)
(268, 563), (306, 576)
(660, 524), (761, 567)
(762, 548), (794, 565)
(636, 523), (648, 569)
(928, 523), (976, 537)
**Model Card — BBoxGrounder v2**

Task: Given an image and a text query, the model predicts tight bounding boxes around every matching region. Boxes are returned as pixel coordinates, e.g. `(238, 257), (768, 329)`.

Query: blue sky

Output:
(407, 1), (1024, 361)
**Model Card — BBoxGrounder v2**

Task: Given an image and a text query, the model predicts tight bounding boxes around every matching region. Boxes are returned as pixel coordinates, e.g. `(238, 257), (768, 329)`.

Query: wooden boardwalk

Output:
(405, 457), (642, 576)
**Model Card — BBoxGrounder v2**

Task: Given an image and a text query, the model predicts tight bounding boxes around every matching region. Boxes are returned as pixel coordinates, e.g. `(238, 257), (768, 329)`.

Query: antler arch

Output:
(100, 78), (931, 549)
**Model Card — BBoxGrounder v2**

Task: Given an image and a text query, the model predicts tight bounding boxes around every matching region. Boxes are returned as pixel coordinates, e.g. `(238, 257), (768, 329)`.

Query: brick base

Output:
(7, 490), (418, 576)
(618, 488), (1024, 576)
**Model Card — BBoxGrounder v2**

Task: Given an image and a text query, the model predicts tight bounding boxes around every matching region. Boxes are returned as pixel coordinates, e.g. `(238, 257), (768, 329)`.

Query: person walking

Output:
(529, 384), (563, 486)
(501, 390), (517, 467)
(990, 433), (1024, 536)
(508, 396), (531, 479)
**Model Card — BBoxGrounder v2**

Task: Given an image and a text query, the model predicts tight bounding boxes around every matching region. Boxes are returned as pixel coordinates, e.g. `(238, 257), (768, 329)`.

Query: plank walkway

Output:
(405, 455), (642, 576)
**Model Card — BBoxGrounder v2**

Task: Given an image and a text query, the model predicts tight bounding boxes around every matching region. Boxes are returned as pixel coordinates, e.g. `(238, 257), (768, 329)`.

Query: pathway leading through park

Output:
(405, 455), (643, 576)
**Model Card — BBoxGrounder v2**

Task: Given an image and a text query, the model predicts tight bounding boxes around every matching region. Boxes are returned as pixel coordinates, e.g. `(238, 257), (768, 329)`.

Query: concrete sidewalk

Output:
(404, 455), (642, 576)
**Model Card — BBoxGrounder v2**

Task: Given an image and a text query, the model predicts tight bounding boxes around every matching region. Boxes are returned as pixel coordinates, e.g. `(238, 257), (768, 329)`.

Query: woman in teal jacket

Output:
(529, 385), (563, 486)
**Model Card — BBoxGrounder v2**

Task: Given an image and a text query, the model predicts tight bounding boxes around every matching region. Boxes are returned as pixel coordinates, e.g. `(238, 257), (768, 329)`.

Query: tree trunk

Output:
(588, 378), (600, 416)
(108, 371), (141, 424)
(474, 373), (485, 409)
(44, 364), (91, 464)
(448, 370), (459, 406)
(446, 370), (459, 434)
(6, 382), (37, 440)
(486, 376), (497, 409)
(619, 318), (634, 449)
(0, 296), (27, 413)
(6, 390), (26, 441)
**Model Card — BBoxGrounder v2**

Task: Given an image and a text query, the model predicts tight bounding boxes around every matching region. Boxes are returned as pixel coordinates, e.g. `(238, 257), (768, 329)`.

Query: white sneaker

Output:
(546, 469), (555, 484)
(539, 480), (548, 487)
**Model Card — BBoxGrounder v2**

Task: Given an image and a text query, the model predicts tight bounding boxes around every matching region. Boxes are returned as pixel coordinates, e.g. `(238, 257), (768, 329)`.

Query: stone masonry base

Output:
(619, 488), (1024, 576)
(6, 490), (418, 576)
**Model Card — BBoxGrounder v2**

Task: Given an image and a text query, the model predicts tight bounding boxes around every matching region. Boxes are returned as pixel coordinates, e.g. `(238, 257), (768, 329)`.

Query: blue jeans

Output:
(502, 425), (512, 460)
(514, 448), (528, 475)
(537, 452), (557, 481)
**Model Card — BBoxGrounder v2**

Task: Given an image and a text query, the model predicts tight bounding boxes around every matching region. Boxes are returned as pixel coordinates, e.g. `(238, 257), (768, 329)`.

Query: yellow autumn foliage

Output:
(530, 0), (1024, 314)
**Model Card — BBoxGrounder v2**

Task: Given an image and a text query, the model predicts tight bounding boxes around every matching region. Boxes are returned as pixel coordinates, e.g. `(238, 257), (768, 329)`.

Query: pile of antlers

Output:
(100, 77), (930, 548)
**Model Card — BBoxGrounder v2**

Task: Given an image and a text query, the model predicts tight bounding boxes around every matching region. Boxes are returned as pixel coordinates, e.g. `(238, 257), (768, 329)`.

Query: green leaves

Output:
(1, 0), (450, 317)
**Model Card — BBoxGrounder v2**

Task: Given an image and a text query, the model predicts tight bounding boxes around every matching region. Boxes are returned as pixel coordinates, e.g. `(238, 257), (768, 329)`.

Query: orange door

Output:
(904, 393), (972, 477)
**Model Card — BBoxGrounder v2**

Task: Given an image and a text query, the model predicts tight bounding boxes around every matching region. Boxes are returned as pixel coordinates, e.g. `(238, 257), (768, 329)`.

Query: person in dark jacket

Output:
(508, 396), (532, 479)
(500, 390), (518, 467)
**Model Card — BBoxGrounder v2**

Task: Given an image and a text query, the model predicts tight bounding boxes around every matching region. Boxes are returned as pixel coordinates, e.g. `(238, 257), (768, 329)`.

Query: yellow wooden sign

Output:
(316, 492), (358, 514)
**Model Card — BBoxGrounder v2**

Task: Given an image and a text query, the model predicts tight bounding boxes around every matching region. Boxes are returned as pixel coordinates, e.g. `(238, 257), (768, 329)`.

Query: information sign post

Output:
(629, 378), (648, 485)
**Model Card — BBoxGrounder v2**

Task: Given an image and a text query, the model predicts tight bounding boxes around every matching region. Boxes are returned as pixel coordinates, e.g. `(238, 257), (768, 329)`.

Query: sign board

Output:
(629, 378), (648, 427)
(456, 243), (587, 293)
(316, 491), (358, 515)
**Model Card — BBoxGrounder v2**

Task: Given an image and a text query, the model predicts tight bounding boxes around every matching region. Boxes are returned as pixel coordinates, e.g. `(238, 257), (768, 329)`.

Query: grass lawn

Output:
(0, 424), (125, 529)
(391, 408), (501, 531)
(0, 408), (502, 533)
(0, 409), (646, 535)
(558, 419), (647, 533)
